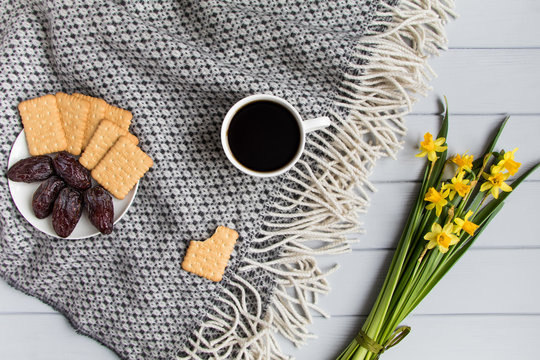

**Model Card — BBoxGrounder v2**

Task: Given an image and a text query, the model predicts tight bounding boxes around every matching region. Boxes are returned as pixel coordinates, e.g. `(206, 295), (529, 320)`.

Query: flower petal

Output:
(500, 183), (513, 192)
(438, 245), (449, 253)
(435, 145), (448, 152)
(449, 234), (460, 245)
(480, 182), (492, 192)
(491, 187), (500, 199)
(434, 137), (446, 146)
(443, 223), (454, 234)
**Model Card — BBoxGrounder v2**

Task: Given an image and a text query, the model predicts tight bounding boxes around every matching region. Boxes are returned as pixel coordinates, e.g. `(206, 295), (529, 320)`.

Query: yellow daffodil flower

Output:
(454, 210), (479, 236)
(415, 132), (447, 162)
(443, 171), (471, 200)
(480, 166), (512, 199)
(492, 148), (521, 176)
(452, 153), (474, 173)
(424, 186), (450, 217)
(424, 222), (460, 253)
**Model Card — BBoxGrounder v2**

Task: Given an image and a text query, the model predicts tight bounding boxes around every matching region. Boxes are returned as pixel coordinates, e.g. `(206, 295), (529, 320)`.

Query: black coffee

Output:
(227, 101), (301, 172)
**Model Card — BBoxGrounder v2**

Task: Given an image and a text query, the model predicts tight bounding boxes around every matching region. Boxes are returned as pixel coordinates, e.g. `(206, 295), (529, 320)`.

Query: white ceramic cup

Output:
(221, 94), (331, 177)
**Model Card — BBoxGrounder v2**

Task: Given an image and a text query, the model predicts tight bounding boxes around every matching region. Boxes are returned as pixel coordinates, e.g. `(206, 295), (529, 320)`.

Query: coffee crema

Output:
(226, 101), (301, 173)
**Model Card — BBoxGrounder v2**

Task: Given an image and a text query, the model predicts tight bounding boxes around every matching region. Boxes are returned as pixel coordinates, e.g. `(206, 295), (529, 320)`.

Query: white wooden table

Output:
(1, 1), (539, 359)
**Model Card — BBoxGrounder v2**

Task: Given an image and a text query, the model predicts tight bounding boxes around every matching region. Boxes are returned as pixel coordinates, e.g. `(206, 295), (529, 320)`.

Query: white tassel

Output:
(180, 1), (455, 359)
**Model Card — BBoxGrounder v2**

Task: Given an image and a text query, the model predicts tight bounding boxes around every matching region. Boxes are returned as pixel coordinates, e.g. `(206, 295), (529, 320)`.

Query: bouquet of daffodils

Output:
(337, 104), (539, 360)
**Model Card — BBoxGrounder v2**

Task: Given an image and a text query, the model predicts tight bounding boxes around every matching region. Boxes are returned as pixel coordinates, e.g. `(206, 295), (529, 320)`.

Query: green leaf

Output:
(406, 203), (504, 315)
(425, 97), (450, 189)
(438, 96), (449, 139)
(472, 116), (510, 172)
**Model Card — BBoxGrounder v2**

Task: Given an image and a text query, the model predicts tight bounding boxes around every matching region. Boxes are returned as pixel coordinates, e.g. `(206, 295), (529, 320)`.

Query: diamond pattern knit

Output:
(0, 1), (387, 359)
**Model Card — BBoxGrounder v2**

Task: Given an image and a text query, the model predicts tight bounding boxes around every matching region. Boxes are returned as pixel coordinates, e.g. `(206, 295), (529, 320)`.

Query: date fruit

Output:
(52, 187), (83, 238)
(53, 151), (91, 190)
(7, 155), (54, 183)
(84, 186), (114, 235)
(32, 176), (66, 219)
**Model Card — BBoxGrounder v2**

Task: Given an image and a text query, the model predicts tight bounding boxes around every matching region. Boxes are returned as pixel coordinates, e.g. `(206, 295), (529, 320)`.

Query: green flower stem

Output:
(381, 213), (445, 344)
(356, 162), (435, 353)
(380, 252), (425, 341)
(335, 111), (540, 360)
(390, 209), (434, 308)
(352, 146), (447, 359)
(337, 340), (360, 360)
(398, 249), (445, 322)
(407, 207), (503, 315)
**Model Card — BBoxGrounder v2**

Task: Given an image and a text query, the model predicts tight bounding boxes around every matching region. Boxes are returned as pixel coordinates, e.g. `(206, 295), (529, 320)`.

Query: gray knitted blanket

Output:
(0, 0), (453, 359)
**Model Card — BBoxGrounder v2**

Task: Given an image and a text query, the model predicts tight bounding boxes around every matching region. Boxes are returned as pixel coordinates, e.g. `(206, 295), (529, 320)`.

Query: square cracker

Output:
(104, 103), (132, 131)
(18, 94), (67, 155)
(91, 135), (152, 200)
(181, 226), (239, 282)
(56, 92), (90, 155)
(73, 93), (108, 150)
(79, 119), (139, 170)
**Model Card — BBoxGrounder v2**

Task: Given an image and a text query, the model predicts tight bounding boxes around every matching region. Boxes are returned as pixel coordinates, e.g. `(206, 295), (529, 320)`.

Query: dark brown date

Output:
(52, 152), (91, 190)
(32, 176), (66, 219)
(52, 187), (83, 238)
(7, 155), (54, 183)
(84, 186), (114, 235)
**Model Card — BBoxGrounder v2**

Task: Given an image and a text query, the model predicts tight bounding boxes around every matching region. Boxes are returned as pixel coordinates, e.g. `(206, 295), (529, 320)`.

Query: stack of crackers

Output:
(18, 93), (152, 200)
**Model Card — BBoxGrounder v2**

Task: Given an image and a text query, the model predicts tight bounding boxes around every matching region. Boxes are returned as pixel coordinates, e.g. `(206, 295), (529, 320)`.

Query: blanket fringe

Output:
(180, 0), (455, 358)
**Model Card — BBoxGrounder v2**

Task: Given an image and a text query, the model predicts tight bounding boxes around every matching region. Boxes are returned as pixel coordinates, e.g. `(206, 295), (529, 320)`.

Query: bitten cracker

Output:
(56, 92), (90, 155)
(104, 103), (132, 131)
(91, 136), (152, 199)
(73, 93), (108, 149)
(79, 119), (139, 170)
(182, 226), (239, 282)
(18, 94), (68, 155)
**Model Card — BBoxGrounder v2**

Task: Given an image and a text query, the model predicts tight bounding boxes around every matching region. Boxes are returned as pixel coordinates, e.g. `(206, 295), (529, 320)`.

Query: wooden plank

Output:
(357, 181), (540, 249)
(314, 249), (540, 316)
(0, 314), (118, 360)
(3, 3), (540, 360)
(2, 178), (539, 313)
(6, 249), (536, 317)
(2, 313), (537, 360)
(3, 247), (539, 317)
(369, 115), (540, 182)
(0, 280), (56, 314)
(411, 49), (540, 114)
(279, 314), (540, 360)
(446, 0), (540, 48)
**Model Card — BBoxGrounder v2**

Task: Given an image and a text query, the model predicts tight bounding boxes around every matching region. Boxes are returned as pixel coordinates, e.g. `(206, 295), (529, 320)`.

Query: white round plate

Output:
(7, 130), (138, 239)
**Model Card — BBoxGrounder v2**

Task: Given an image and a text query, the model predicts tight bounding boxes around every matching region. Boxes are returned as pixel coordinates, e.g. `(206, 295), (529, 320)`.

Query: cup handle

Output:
(302, 116), (331, 133)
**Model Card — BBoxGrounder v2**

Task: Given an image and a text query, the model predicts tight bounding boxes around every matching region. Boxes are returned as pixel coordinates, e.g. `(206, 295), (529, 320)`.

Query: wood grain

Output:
(446, 0), (540, 48)
(412, 50), (540, 114)
(2, 1), (540, 359)
(313, 249), (540, 317)
(279, 315), (540, 360)
(0, 314), (118, 359)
